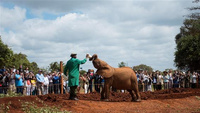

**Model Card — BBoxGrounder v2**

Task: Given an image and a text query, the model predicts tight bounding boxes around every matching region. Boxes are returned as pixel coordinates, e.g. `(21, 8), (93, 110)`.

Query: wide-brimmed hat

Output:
(70, 53), (77, 57)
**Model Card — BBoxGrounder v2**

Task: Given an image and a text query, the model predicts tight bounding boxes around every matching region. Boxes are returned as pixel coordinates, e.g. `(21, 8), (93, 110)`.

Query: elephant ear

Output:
(96, 66), (114, 78)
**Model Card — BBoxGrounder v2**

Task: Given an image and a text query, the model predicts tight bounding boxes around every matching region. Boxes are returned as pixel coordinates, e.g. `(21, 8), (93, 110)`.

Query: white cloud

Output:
(0, 0), (194, 71)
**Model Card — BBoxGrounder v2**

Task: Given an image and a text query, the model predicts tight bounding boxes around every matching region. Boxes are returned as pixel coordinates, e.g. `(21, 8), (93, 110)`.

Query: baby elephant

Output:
(89, 54), (141, 102)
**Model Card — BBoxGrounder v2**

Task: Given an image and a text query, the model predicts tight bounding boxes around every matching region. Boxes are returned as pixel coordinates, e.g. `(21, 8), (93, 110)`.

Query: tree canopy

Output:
(118, 62), (127, 67)
(174, 0), (200, 71)
(133, 64), (153, 72)
(0, 37), (13, 68)
(0, 36), (39, 73)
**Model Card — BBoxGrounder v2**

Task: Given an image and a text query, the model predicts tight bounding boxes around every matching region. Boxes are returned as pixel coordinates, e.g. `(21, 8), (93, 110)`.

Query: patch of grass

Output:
(0, 101), (11, 113)
(195, 96), (200, 100)
(0, 90), (23, 98)
(21, 99), (69, 113)
(0, 91), (69, 113)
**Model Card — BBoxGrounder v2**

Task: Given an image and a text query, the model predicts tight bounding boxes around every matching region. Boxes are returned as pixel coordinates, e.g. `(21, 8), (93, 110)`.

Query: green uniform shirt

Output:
(64, 58), (87, 87)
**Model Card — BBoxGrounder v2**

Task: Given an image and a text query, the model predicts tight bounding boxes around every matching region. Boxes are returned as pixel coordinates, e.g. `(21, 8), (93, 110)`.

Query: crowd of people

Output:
(0, 68), (104, 97)
(0, 66), (69, 95)
(136, 70), (200, 92)
(0, 65), (199, 96)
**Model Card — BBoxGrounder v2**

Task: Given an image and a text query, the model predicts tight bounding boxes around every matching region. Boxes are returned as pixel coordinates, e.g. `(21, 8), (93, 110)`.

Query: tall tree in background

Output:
(0, 36), (13, 68)
(0, 36), (39, 73)
(133, 64), (153, 72)
(174, 0), (200, 71)
(49, 62), (60, 72)
(118, 61), (127, 67)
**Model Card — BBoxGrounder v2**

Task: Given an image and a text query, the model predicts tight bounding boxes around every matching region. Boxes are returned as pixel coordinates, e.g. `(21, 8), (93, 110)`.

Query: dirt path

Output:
(0, 88), (200, 113)
(60, 96), (200, 113)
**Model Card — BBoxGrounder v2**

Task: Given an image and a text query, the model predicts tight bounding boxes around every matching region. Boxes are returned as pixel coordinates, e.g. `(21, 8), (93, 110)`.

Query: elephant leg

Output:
(104, 84), (110, 101)
(127, 90), (135, 101)
(132, 84), (141, 102)
(101, 86), (105, 100)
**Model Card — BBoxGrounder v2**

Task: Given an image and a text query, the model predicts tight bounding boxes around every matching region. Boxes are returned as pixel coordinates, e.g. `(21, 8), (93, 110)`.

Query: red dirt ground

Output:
(0, 88), (200, 113)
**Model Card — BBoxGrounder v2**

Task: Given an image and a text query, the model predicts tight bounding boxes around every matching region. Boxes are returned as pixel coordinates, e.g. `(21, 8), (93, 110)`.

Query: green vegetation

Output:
(118, 62), (127, 67)
(0, 92), (69, 113)
(0, 37), (39, 73)
(195, 96), (200, 100)
(0, 90), (23, 98)
(133, 64), (153, 72)
(0, 101), (11, 113)
(174, 0), (200, 71)
(21, 100), (68, 113)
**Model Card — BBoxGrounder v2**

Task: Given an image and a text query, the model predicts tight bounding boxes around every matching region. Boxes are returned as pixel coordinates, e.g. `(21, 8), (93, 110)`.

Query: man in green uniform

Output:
(64, 53), (89, 100)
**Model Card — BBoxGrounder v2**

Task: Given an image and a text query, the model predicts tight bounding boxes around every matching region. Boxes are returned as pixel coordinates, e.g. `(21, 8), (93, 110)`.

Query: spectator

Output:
(66, 78), (70, 93)
(191, 72), (197, 88)
(81, 73), (89, 94)
(15, 70), (24, 94)
(143, 71), (149, 92)
(8, 70), (16, 93)
(43, 73), (49, 95)
(31, 76), (37, 95)
(135, 71), (140, 83)
(35, 70), (44, 95)
(53, 72), (60, 94)
(19, 65), (23, 73)
(147, 72), (152, 91)
(0, 74), (3, 93)
(2, 70), (10, 94)
(157, 72), (163, 90)
(0, 66), (6, 75)
(185, 71), (191, 88)
(138, 70), (144, 92)
(24, 72), (32, 95)
(12, 66), (16, 73)
(24, 67), (29, 74)
(168, 70), (173, 89)
(47, 73), (54, 94)
(190, 72), (193, 88)
(179, 72), (186, 88)
(94, 73), (101, 93)
(64, 53), (89, 100)
(163, 71), (169, 89)
(62, 77), (66, 94)
(87, 70), (94, 93)
(173, 71), (179, 88)
(152, 71), (158, 91)
(198, 73), (200, 88)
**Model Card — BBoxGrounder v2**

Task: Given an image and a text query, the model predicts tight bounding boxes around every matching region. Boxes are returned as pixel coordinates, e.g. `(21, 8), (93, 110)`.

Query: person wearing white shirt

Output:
(157, 72), (163, 90)
(191, 72), (197, 88)
(43, 74), (49, 95)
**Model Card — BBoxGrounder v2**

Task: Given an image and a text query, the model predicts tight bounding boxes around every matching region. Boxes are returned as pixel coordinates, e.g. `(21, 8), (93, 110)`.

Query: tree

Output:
(49, 62), (60, 72)
(29, 62), (39, 74)
(0, 36), (13, 68)
(0, 36), (39, 72)
(174, 0), (200, 71)
(132, 64), (153, 72)
(118, 62), (127, 67)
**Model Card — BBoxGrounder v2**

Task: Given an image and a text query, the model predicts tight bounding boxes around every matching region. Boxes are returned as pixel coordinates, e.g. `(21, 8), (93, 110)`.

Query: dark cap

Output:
(70, 53), (77, 57)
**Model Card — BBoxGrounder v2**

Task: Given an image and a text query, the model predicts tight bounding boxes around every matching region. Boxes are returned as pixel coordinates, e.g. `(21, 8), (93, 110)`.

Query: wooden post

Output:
(60, 61), (63, 94)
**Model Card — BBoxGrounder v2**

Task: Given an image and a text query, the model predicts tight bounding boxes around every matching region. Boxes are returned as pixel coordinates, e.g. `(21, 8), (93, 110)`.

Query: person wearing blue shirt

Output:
(15, 70), (24, 94)
(36, 70), (44, 95)
(53, 72), (60, 94)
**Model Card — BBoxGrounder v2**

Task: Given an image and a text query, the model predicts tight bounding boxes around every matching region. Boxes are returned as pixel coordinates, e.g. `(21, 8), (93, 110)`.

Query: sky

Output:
(0, 0), (195, 71)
